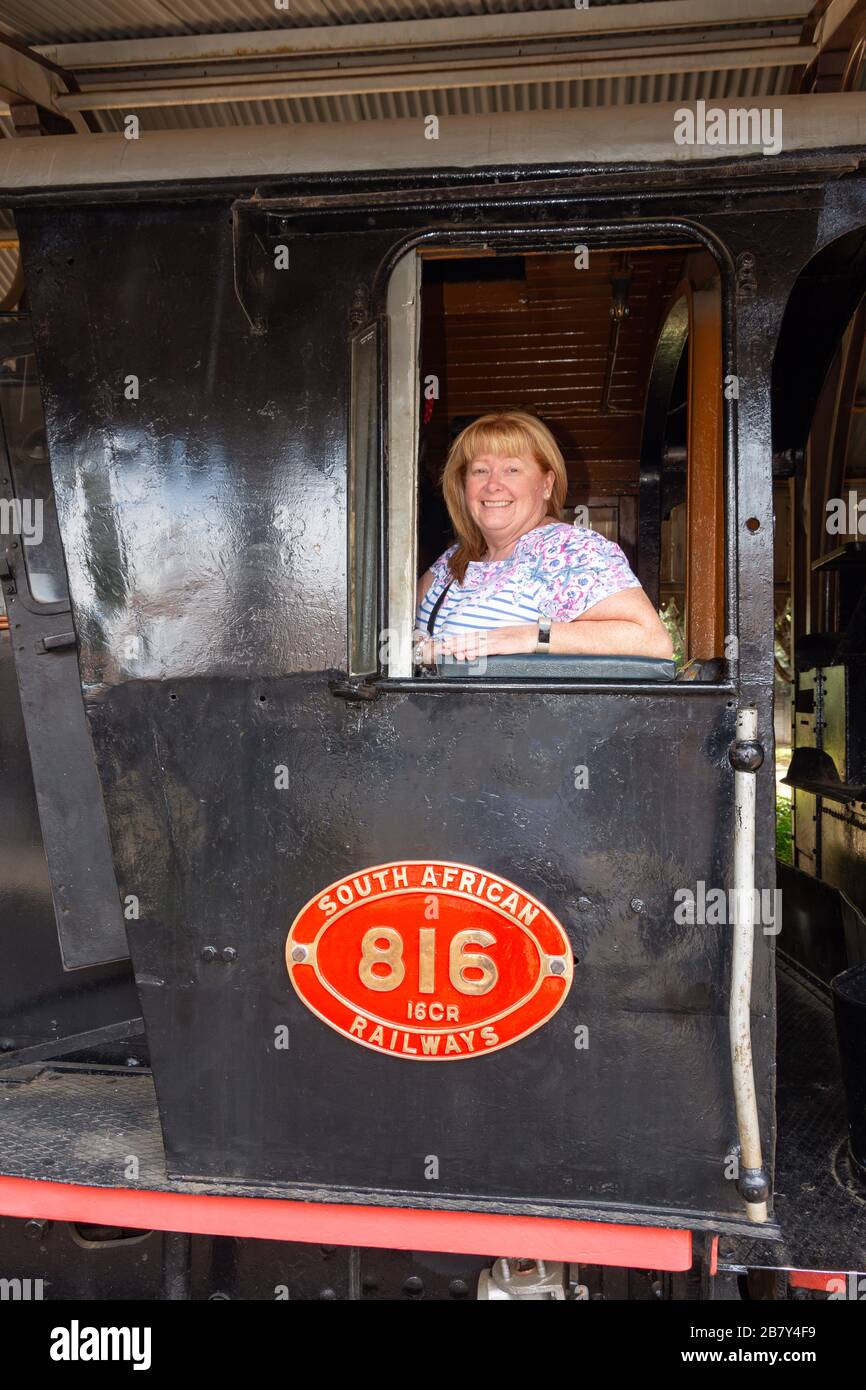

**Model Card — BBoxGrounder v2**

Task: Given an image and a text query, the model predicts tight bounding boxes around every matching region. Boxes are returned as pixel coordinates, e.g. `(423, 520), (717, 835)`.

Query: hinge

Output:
(330, 675), (380, 702)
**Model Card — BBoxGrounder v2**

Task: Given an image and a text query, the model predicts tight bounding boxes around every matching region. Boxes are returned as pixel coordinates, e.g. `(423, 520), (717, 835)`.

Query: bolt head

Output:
(630, 898), (645, 913)
(729, 738), (764, 772)
(221, 946), (237, 963)
(291, 945), (307, 963)
(201, 945), (217, 962)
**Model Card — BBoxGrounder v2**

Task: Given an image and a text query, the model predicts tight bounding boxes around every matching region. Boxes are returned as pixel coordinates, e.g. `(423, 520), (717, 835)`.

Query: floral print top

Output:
(416, 522), (642, 636)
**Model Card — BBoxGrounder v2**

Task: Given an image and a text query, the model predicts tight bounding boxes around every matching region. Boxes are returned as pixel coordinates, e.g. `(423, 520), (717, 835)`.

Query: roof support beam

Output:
(33, 1), (815, 72)
(0, 37), (89, 134)
(47, 41), (815, 115)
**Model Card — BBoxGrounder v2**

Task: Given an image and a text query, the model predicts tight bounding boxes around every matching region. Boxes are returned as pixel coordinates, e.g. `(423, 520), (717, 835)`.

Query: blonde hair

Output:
(441, 411), (567, 583)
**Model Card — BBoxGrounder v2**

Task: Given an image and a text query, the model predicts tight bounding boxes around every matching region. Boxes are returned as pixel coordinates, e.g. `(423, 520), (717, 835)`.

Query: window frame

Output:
(352, 220), (737, 694)
(347, 318), (384, 678)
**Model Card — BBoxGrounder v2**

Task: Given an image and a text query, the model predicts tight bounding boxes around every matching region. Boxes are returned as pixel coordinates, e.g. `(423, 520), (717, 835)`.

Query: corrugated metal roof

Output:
(0, 0), (809, 145)
(0, 0), (663, 46)
(90, 61), (793, 132)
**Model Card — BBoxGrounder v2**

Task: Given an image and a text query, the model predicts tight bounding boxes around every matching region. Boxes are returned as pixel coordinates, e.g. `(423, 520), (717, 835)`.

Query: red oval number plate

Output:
(285, 860), (573, 1061)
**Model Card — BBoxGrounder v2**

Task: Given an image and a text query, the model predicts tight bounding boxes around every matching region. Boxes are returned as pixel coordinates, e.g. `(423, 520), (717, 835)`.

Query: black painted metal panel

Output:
(85, 675), (750, 1221)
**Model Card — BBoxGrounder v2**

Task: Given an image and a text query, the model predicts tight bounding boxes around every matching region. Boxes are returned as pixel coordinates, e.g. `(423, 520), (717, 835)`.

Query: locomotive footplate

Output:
(2, 951), (861, 1272)
(719, 954), (866, 1279)
(0, 1055), (759, 1242)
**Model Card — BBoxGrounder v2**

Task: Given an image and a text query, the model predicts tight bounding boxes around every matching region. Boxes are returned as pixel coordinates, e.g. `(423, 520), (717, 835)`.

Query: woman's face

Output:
(464, 451), (555, 546)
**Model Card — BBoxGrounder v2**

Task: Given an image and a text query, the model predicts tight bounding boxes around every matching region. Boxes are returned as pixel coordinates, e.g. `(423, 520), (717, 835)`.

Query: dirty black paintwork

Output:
(12, 158), (866, 1225)
(84, 675), (744, 1216)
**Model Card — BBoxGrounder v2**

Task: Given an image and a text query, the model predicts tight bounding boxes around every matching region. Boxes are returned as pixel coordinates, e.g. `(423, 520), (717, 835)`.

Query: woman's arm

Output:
(554, 588), (673, 657)
(416, 570), (434, 610)
(434, 588), (673, 661)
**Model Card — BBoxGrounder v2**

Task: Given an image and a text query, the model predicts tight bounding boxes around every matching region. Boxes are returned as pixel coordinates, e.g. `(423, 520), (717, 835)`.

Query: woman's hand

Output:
(414, 624), (537, 665)
(439, 624), (537, 660)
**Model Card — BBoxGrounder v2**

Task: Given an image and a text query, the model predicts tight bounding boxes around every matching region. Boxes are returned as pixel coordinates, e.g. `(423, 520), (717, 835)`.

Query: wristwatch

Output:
(535, 617), (552, 653)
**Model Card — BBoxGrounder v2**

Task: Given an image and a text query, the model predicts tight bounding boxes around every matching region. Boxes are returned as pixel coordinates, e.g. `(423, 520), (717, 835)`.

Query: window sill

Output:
(333, 674), (735, 700)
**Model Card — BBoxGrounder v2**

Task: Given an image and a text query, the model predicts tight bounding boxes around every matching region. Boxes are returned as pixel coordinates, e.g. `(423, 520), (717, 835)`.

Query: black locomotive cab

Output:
(0, 96), (865, 1303)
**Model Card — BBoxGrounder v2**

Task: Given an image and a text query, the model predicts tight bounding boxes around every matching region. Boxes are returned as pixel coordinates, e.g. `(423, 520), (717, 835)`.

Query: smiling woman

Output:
(414, 411), (673, 665)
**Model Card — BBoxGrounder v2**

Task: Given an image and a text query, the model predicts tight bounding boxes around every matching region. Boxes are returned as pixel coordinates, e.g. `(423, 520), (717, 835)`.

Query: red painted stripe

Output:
(709, 1234), (719, 1276)
(788, 1270), (847, 1292)
(0, 1176), (692, 1271)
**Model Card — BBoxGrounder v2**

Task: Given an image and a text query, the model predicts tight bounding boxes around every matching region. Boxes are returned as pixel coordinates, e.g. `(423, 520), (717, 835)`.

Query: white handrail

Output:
(730, 706), (769, 1223)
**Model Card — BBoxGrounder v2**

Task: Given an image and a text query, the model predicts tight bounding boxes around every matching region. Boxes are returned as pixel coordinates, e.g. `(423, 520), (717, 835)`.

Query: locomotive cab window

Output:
(359, 241), (727, 683)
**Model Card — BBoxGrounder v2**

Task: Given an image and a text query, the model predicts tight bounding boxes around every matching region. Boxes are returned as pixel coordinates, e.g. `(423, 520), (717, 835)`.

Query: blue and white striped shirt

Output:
(416, 522), (641, 637)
